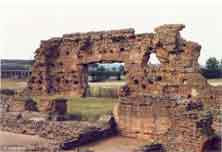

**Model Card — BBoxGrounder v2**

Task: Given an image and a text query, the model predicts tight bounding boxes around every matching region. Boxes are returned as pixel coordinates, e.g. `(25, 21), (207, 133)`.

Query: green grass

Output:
(67, 97), (117, 121)
(31, 95), (117, 121)
(1, 79), (118, 121)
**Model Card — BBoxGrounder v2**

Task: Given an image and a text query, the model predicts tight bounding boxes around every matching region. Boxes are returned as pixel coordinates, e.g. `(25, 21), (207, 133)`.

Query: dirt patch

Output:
(83, 136), (147, 152)
(0, 131), (47, 145)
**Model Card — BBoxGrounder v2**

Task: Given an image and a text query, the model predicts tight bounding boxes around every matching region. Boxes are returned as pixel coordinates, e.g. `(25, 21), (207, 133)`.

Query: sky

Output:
(0, 0), (222, 65)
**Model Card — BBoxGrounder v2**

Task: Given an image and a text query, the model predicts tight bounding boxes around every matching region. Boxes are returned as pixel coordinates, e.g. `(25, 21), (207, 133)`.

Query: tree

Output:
(116, 65), (124, 80)
(118, 65), (124, 74)
(112, 67), (117, 72)
(206, 57), (219, 71)
(220, 59), (222, 70)
(202, 57), (221, 79)
(97, 65), (106, 72)
(91, 63), (98, 69)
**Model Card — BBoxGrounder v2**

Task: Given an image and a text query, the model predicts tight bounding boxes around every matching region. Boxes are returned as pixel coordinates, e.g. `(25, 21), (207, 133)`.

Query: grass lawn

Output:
(32, 95), (117, 121)
(67, 97), (117, 121)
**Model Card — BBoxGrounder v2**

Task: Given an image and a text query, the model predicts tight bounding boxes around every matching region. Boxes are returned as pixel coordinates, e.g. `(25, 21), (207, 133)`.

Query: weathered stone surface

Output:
(113, 95), (221, 152)
(0, 112), (116, 150)
(0, 95), (10, 112)
(0, 89), (17, 113)
(26, 24), (221, 109)
(24, 98), (38, 112)
(22, 24), (222, 151)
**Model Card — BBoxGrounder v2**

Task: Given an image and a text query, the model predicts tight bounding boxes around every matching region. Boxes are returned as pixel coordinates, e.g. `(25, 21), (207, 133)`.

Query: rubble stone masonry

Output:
(27, 24), (221, 103)
(24, 24), (222, 151)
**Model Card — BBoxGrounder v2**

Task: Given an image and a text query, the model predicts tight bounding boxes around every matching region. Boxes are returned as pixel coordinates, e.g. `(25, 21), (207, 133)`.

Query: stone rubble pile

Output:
(0, 112), (116, 150)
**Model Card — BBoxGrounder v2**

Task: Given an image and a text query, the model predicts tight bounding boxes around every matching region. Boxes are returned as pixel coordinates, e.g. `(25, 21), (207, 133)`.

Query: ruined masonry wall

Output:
(26, 24), (222, 151)
(28, 24), (221, 103)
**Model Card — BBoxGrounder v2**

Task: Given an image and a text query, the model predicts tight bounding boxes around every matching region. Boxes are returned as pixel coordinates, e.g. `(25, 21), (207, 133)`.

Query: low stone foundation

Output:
(0, 112), (116, 150)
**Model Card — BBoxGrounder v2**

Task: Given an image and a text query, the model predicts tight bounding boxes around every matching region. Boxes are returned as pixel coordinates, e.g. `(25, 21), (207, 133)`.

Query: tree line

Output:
(201, 57), (222, 79)
(88, 57), (222, 82)
(88, 64), (124, 82)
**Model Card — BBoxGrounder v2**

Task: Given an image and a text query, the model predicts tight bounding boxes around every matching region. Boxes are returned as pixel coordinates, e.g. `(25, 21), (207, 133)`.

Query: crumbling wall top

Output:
(154, 24), (185, 33)
(62, 28), (135, 40)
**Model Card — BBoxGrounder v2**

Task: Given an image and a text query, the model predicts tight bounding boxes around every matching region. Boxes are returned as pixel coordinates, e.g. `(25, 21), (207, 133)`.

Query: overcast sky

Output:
(0, 0), (222, 65)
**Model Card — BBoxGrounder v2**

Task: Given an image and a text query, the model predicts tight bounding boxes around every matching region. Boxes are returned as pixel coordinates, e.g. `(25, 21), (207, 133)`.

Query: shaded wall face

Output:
(113, 95), (218, 152)
(27, 24), (215, 100)
(202, 137), (221, 152)
(114, 96), (175, 139)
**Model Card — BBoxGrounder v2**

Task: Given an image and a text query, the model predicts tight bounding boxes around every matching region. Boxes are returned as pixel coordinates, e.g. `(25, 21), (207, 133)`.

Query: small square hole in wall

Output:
(156, 76), (162, 81)
(156, 42), (163, 48)
(38, 80), (42, 84)
(66, 51), (70, 55)
(56, 52), (60, 57)
(56, 78), (60, 83)
(182, 79), (187, 84)
(142, 84), (146, 89)
(134, 79), (139, 84)
(148, 80), (154, 84)
(59, 62), (63, 66)
(120, 48), (125, 52)
(187, 94), (192, 99)
(74, 81), (79, 84)
(49, 63), (55, 67)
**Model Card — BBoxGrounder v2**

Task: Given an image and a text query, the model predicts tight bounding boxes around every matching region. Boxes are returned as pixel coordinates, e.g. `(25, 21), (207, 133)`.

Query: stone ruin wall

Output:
(26, 24), (222, 151)
(27, 24), (221, 103)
